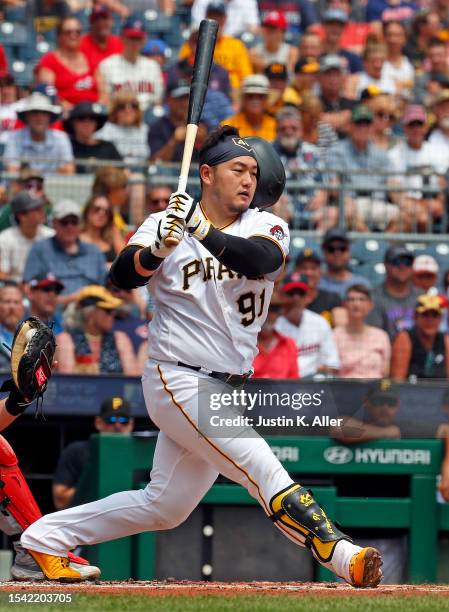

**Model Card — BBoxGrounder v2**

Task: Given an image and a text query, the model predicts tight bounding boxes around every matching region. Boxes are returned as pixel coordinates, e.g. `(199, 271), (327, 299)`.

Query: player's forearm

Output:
(110, 246), (161, 290)
(0, 399), (19, 432)
(201, 229), (284, 276)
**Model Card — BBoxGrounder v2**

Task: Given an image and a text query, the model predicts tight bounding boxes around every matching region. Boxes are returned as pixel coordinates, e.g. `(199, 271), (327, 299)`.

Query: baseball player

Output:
(0, 318), (100, 580)
(21, 127), (382, 587)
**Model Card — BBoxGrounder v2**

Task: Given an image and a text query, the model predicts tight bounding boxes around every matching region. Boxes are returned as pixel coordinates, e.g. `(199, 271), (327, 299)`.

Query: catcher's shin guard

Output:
(269, 484), (351, 563)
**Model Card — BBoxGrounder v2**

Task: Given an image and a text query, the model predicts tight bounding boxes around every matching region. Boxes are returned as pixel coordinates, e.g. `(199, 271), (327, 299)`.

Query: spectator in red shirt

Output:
(253, 293), (299, 379)
(36, 16), (98, 109)
(0, 42), (8, 78)
(80, 5), (124, 73)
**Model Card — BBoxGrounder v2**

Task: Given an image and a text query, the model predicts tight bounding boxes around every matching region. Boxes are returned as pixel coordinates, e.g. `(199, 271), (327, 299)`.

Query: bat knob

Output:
(164, 236), (180, 248)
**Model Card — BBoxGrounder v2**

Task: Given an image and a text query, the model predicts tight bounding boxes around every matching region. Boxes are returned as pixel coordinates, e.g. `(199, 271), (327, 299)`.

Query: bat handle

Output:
(178, 175), (188, 192)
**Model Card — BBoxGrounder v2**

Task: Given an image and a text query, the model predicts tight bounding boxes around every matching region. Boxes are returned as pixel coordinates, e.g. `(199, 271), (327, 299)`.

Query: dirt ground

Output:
(0, 581), (448, 597)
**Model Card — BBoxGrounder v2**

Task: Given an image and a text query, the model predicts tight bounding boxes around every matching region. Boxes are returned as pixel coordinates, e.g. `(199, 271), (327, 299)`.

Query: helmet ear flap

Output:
(246, 137), (286, 209)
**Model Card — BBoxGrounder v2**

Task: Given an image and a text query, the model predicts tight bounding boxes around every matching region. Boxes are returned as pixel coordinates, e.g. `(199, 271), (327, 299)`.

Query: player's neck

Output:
(200, 200), (239, 229)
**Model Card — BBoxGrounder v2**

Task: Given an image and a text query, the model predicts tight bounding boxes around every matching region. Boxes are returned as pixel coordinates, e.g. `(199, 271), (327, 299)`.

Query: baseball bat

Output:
(164, 18), (219, 247)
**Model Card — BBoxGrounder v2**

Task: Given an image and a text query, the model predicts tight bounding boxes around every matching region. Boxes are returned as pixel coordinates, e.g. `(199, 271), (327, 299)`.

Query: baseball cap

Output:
(10, 191), (43, 215)
(323, 9), (348, 23)
(351, 105), (374, 123)
(403, 105), (426, 125)
(294, 57), (320, 75)
(167, 79), (190, 98)
(100, 396), (131, 420)
(263, 10), (288, 30)
(52, 199), (80, 220)
(320, 54), (345, 73)
(77, 285), (123, 310)
(206, 1), (226, 15)
(265, 63), (288, 81)
(89, 4), (111, 21)
(122, 16), (146, 38)
(384, 245), (414, 264)
(295, 247), (321, 265)
(366, 379), (399, 403)
(415, 293), (444, 314)
(282, 273), (310, 294)
(241, 74), (270, 95)
(143, 39), (168, 57)
(413, 254), (439, 275)
(322, 227), (349, 247)
(360, 84), (383, 101)
(29, 273), (64, 292)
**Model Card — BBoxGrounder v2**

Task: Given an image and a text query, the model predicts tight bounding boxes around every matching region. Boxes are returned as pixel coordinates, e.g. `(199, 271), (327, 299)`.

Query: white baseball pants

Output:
(21, 360), (358, 580)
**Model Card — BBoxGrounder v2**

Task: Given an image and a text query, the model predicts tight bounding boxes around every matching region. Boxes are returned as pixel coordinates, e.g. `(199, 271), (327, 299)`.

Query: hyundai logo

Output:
(324, 446), (354, 465)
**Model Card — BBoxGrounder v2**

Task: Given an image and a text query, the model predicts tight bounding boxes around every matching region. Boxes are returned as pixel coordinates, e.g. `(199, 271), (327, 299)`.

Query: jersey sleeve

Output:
(127, 213), (160, 248)
(249, 211), (290, 260)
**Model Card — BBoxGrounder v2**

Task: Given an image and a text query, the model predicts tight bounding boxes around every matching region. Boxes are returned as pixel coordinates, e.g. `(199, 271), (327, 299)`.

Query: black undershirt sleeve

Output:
(201, 227), (284, 276)
(109, 245), (162, 290)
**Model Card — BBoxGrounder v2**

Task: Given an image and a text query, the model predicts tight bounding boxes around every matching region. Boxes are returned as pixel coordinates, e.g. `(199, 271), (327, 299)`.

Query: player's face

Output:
(344, 291), (372, 319)
(296, 261), (320, 287)
(324, 241), (350, 271)
(92, 307), (116, 332)
(385, 259), (413, 283)
(415, 311), (442, 335)
(366, 398), (398, 426)
(206, 157), (258, 214)
(0, 287), (24, 329)
(30, 286), (59, 318)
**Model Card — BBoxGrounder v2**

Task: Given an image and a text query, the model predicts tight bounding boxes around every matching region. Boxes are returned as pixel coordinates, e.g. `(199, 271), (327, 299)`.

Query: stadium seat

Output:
(351, 238), (388, 266)
(10, 61), (34, 87)
(45, 174), (94, 208)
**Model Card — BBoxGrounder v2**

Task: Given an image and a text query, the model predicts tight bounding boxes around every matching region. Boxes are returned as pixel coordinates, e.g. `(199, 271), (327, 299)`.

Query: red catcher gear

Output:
(0, 435), (88, 567)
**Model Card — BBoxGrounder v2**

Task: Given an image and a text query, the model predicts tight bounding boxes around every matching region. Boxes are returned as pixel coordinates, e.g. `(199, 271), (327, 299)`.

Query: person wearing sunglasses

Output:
(80, 195), (125, 265)
(23, 199), (107, 307)
(391, 294), (449, 380)
(319, 228), (371, 299)
(63, 102), (122, 174)
(35, 17), (98, 109)
(146, 184), (171, 214)
(52, 396), (134, 512)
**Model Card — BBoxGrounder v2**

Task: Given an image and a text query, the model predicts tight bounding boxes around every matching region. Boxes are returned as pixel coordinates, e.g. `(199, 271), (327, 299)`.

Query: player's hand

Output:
(150, 215), (185, 258)
(186, 202), (211, 241)
(166, 190), (196, 223)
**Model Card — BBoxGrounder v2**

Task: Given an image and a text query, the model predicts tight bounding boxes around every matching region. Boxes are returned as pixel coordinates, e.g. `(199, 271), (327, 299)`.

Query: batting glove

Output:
(186, 204), (211, 241)
(166, 190), (196, 222)
(150, 215), (185, 258)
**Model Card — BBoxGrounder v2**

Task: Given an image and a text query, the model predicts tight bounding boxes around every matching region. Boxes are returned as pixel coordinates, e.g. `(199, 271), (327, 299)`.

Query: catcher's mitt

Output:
(9, 317), (56, 403)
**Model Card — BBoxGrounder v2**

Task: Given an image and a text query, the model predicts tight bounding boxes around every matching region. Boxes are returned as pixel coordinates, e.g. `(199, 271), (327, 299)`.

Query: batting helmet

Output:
(246, 137), (286, 209)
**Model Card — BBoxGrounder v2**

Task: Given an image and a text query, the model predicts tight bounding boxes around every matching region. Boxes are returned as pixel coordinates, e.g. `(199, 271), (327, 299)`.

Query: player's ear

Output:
(200, 163), (213, 186)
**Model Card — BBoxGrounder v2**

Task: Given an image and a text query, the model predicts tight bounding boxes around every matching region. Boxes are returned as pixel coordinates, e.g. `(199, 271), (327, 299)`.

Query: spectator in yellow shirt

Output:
(222, 75), (277, 141)
(178, 1), (252, 91)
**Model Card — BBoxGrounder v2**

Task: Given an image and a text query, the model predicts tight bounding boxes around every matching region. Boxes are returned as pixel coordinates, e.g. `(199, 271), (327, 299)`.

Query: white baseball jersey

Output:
(128, 208), (289, 374)
(98, 54), (164, 110)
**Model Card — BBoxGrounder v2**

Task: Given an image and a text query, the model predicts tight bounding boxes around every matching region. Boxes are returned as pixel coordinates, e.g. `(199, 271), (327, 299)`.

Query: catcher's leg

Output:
(0, 435), (99, 581)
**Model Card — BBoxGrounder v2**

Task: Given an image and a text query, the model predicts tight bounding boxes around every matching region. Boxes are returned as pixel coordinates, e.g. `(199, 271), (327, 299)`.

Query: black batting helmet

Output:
(246, 137), (286, 209)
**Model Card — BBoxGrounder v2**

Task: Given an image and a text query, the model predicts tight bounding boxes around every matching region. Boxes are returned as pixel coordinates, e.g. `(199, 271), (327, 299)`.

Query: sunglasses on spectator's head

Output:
(369, 397), (398, 407)
(325, 243), (348, 254)
(117, 102), (139, 111)
(58, 215), (79, 226)
(103, 415), (130, 425)
(389, 256), (413, 267)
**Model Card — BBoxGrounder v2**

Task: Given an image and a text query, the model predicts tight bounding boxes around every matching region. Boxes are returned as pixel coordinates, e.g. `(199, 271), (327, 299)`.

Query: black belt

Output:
(177, 362), (251, 388)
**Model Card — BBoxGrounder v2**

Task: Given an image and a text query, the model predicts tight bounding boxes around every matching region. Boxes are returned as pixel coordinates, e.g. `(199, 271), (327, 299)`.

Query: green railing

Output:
(74, 434), (447, 582)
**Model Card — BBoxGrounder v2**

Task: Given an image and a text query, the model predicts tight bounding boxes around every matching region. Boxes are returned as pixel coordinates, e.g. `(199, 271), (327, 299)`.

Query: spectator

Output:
(319, 55), (355, 136)
(298, 31), (322, 60)
(36, 17), (98, 108)
(149, 79), (208, 162)
(439, 389), (449, 501)
(53, 396), (134, 510)
(284, 57), (321, 107)
(0, 192), (54, 284)
(412, 255), (439, 293)
(249, 11), (298, 75)
(258, 0), (317, 36)
(0, 170), (50, 233)
(80, 194), (125, 265)
(108, 280), (147, 355)
(273, 106), (328, 227)
(178, 3), (253, 91)
(97, 16), (164, 111)
(388, 104), (445, 232)
(427, 90), (449, 171)
(264, 63), (291, 116)
(365, 0), (417, 23)
(366, 93), (399, 151)
(95, 92), (150, 163)
(382, 20), (415, 97)
(345, 42), (396, 99)
(367, 245), (419, 339)
(325, 105), (399, 231)
(63, 285), (138, 375)
(311, 0), (373, 55)
(91, 166), (130, 232)
(333, 284), (391, 378)
(300, 92), (338, 158)
(79, 4), (124, 73)
(404, 9), (441, 69)
(0, 75), (22, 144)
(320, 9), (364, 74)
(391, 294), (449, 379)
(0, 284), (25, 372)
(430, 0), (449, 28)
(292, 248), (344, 326)
(0, 37), (8, 78)
(223, 75), (276, 140)
(63, 102), (122, 173)
(32, 0), (70, 35)
(276, 276), (340, 378)
(319, 228), (371, 299)
(4, 92), (74, 175)
(23, 199), (106, 305)
(191, 0), (259, 37)
(413, 37), (449, 105)
(26, 273), (73, 373)
(146, 183), (170, 214)
(167, 56), (232, 101)
(253, 293), (299, 379)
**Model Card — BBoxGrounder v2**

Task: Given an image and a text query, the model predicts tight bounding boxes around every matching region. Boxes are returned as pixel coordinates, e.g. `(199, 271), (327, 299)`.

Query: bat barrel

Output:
(187, 19), (219, 126)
